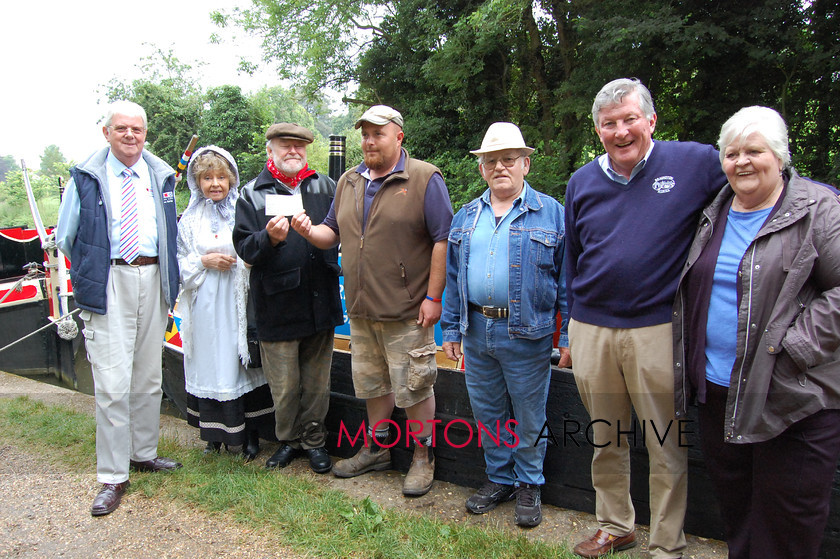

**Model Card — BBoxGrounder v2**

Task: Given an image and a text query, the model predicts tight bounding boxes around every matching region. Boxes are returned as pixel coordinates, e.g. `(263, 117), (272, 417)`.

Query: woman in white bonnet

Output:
(177, 145), (275, 459)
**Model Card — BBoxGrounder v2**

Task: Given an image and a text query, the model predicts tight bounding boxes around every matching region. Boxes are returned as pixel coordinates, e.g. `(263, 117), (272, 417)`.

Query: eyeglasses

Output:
(483, 155), (523, 168)
(110, 125), (146, 135)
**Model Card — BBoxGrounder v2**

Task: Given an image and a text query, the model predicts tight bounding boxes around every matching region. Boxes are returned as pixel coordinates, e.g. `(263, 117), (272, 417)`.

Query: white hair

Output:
(718, 106), (790, 169)
(104, 100), (148, 129)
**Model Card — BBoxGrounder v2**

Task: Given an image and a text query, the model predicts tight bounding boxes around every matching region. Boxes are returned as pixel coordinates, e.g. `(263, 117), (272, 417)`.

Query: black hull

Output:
(322, 350), (722, 540)
(0, 298), (79, 388)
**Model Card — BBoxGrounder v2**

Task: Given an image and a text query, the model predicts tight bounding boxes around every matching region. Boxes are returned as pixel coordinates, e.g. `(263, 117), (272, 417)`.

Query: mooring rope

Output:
(0, 308), (81, 355)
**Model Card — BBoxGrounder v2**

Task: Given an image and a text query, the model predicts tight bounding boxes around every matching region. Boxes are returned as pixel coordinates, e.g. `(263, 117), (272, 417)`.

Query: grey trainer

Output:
(514, 484), (542, 527)
(466, 481), (515, 514)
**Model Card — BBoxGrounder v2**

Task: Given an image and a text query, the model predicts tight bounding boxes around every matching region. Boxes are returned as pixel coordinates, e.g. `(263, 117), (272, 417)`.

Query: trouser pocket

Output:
(407, 343), (438, 391)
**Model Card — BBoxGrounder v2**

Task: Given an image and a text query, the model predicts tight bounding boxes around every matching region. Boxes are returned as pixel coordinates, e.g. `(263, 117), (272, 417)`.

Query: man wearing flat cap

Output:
(292, 105), (453, 497)
(233, 122), (343, 473)
(440, 122), (569, 527)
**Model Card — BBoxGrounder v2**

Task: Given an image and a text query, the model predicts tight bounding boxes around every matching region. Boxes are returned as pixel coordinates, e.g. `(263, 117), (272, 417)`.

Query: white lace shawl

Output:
(176, 146), (252, 366)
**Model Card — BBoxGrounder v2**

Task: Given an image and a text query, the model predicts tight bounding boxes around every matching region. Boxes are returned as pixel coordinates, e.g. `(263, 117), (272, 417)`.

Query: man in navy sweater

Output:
(565, 79), (726, 558)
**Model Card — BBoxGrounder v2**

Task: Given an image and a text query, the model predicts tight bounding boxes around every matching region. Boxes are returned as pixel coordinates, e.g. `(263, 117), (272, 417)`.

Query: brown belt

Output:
(111, 256), (159, 266)
(468, 302), (509, 319)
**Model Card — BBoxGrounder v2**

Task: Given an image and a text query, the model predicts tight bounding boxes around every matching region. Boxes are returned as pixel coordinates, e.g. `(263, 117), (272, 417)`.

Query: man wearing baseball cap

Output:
(233, 122), (344, 474)
(291, 105), (453, 497)
(440, 122), (569, 527)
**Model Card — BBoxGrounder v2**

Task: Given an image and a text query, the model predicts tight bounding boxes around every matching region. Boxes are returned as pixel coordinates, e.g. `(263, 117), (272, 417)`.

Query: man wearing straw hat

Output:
(440, 122), (569, 527)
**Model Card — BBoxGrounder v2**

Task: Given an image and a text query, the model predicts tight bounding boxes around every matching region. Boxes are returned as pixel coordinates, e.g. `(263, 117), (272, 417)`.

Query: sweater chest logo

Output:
(651, 176), (675, 193)
(394, 188), (408, 196)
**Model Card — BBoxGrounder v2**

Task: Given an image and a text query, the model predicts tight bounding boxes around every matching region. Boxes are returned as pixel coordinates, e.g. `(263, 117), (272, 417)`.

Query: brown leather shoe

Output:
(573, 529), (636, 558)
(91, 481), (129, 516)
(129, 456), (182, 472)
(332, 446), (390, 478)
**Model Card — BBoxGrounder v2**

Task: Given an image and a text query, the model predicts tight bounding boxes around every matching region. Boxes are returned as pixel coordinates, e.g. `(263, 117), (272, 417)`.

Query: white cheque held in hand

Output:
(265, 193), (305, 217)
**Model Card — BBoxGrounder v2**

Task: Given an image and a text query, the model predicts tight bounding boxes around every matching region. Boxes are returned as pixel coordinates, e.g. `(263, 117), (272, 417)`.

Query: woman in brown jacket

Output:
(672, 106), (840, 559)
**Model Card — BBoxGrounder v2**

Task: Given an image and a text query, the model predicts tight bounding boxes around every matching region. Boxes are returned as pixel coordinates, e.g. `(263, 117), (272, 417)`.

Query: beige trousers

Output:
(81, 264), (168, 485)
(569, 319), (687, 559)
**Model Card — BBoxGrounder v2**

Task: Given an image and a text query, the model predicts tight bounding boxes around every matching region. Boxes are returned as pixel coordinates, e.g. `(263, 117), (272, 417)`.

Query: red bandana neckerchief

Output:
(266, 158), (316, 188)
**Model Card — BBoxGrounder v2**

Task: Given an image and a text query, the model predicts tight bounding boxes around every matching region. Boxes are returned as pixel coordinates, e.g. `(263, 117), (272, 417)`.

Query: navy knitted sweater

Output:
(565, 141), (726, 328)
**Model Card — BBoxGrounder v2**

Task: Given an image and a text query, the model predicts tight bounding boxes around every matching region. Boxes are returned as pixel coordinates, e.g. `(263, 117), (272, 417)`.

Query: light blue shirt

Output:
(57, 150), (158, 260)
(465, 186), (526, 308)
(598, 141), (656, 184)
(105, 152), (158, 259)
(705, 206), (772, 387)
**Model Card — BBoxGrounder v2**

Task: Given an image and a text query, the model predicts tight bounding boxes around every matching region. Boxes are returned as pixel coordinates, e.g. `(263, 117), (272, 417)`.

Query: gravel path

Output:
(0, 444), (301, 559)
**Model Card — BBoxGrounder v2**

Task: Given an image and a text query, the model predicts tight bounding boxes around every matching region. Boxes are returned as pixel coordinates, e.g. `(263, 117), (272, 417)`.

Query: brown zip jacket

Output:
(673, 169), (840, 443)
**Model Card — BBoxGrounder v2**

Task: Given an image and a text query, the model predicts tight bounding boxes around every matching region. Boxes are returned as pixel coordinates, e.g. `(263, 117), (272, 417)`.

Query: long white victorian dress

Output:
(177, 146), (275, 451)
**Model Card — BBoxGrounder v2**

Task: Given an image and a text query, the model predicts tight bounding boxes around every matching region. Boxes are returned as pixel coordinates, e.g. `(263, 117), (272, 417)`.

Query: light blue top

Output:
(465, 187), (526, 308)
(705, 206), (772, 386)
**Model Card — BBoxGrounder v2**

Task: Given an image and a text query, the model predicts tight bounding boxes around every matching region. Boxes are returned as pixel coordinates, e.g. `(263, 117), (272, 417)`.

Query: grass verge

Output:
(0, 395), (636, 559)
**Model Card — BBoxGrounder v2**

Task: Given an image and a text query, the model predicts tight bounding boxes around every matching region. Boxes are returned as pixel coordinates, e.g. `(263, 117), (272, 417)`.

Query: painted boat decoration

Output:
(0, 226), (80, 383)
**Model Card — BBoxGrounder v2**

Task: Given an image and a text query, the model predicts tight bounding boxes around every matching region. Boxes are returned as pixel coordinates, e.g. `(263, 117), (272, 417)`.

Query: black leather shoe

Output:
(204, 441), (222, 454)
(91, 481), (129, 516)
(307, 447), (332, 474)
(129, 456), (182, 472)
(243, 432), (260, 462)
(265, 444), (300, 469)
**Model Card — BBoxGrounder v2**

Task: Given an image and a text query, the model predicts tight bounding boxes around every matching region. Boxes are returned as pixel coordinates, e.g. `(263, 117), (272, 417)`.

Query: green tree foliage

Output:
(0, 168), (62, 228)
(787, 0), (840, 185)
(251, 87), (317, 125)
(0, 156), (20, 183)
(199, 85), (269, 180)
(102, 48), (203, 175)
(0, 147), (67, 227)
(39, 145), (70, 180)
(226, 0), (840, 200)
(211, 0), (385, 99)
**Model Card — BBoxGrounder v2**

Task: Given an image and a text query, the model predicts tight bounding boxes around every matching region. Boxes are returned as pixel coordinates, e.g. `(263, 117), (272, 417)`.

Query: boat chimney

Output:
(328, 135), (346, 183)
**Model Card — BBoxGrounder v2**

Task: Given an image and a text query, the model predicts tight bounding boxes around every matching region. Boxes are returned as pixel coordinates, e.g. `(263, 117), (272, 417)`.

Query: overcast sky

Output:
(0, 0), (276, 170)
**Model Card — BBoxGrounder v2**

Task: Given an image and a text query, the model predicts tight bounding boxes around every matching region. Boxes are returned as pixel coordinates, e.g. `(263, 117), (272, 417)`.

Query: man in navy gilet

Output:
(56, 101), (181, 517)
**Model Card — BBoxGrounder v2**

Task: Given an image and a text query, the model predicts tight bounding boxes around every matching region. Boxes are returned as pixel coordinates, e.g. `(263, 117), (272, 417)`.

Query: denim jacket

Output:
(441, 182), (568, 345)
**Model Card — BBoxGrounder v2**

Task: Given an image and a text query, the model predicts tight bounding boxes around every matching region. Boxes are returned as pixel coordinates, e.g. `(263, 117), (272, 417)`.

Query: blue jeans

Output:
(462, 310), (553, 486)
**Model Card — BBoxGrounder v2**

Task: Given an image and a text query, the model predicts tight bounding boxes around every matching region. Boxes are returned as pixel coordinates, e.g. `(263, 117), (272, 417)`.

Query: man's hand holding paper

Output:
(265, 193), (305, 217)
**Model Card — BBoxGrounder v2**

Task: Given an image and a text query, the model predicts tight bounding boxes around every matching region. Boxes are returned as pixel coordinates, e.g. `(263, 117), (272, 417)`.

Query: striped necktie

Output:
(118, 168), (140, 263)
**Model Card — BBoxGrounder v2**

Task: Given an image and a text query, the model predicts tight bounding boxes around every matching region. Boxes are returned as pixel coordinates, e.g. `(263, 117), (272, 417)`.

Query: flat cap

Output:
(354, 105), (404, 129)
(265, 122), (314, 143)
